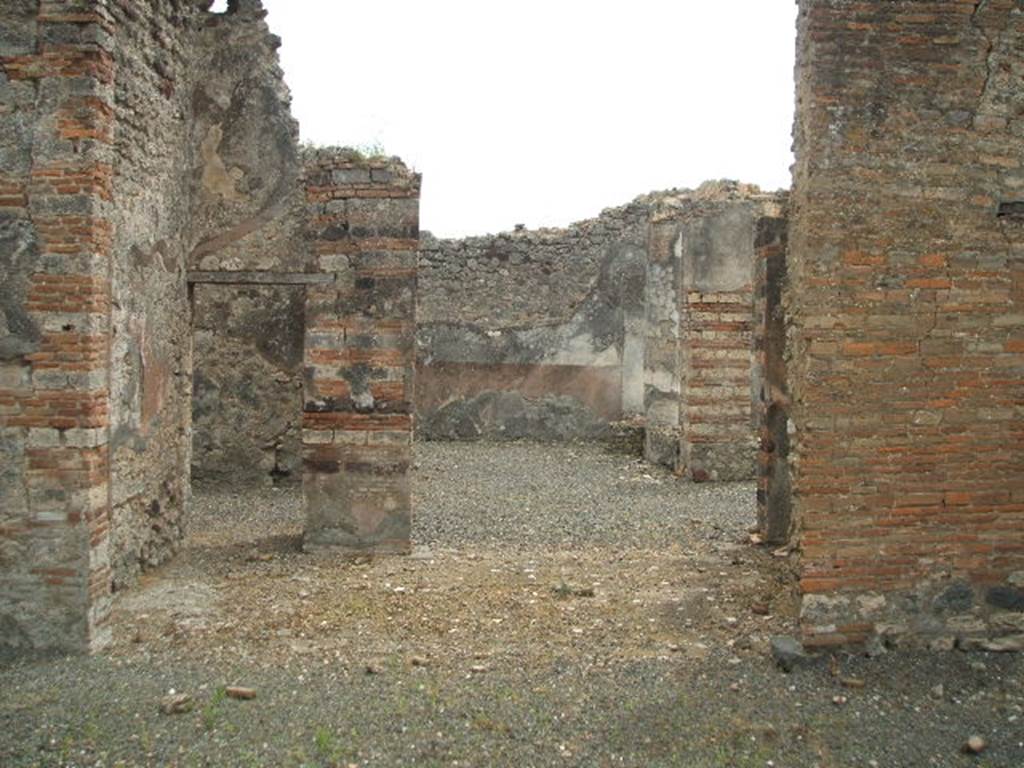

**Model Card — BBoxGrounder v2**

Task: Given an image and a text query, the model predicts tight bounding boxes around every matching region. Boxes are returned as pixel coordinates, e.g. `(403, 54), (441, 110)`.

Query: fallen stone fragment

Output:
(840, 677), (865, 689)
(469, 664), (488, 674)
(410, 656), (430, 668)
(159, 693), (193, 715)
(771, 636), (809, 673)
(963, 736), (987, 755)
(832, 694), (848, 706)
(930, 684), (945, 699)
(751, 603), (770, 616)
(225, 686), (256, 700)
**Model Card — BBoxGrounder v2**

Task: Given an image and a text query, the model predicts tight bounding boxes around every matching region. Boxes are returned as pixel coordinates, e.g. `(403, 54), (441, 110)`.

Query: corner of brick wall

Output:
(791, 0), (1024, 651)
(1, 2), (118, 657)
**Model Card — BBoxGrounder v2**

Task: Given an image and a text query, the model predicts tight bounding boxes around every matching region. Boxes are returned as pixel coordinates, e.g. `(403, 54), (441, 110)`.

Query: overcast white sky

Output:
(254, 1), (798, 237)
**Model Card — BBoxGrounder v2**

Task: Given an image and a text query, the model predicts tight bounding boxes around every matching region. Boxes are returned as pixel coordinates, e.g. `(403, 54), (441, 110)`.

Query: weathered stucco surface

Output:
(417, 199), (649, 443)
(642, 184), (786, 481)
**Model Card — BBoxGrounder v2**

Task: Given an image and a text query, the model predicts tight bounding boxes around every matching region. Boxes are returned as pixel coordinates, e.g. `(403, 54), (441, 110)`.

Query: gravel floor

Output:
(1, 441), (1022, 768)
(413, 441), (757, 550)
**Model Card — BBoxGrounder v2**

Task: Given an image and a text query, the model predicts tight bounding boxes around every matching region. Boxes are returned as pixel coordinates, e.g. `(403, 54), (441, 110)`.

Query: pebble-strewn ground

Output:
(1, 442), (1022, 767)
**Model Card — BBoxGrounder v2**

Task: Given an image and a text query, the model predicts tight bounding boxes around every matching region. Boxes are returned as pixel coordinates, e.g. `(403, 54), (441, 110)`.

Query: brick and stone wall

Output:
(106, 0), (196, 592)
(0, 0), (329, 658)
(643, 185), (786, 482)
(789, 0), (1024, 649)
(1, 0), (120, 658)
(206, 183), (779, 472)
(301, 149), (420, 554)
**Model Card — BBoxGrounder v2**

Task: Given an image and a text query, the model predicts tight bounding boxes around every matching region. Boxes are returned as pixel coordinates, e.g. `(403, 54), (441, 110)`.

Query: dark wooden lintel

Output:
(187, 271), (336, 286)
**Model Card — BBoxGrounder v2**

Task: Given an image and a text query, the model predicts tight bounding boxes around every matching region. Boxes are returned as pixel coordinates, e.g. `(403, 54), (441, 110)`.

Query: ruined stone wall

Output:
(108, 0), (303, 587)
(191, 284), (304, 485)
(417, 200), (649, 442)
(790, 0), (1024, 649)
(417, 186), (784, 462)
(0, 0), (313, 657)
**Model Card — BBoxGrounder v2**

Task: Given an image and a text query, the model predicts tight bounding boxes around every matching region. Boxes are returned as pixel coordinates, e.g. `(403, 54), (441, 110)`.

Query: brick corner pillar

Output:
(0, 1), (116, 658)
(791, 1), (1024, 650)
(300, 149), (420, 555)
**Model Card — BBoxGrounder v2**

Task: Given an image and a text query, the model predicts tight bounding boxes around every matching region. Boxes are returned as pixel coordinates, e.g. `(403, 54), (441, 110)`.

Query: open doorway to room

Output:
(186, 278), (308, 562)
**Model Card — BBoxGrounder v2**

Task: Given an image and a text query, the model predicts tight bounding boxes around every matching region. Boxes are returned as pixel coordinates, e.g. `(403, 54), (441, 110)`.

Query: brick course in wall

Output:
(789, 0), (1024, 649)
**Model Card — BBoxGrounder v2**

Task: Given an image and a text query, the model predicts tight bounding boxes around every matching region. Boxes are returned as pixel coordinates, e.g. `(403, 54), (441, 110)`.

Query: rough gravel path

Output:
(1, 442), (1022, 767)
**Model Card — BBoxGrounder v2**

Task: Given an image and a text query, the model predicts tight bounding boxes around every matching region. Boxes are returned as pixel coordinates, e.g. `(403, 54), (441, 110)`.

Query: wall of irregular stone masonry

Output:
(417, 198), (650, 443)
(301, 149), (420, 554)
(789, 0), (1024, 650)
(642, 185), (787, 482)
(106, 0), (197, 592)
(191, 284), (304, 486)
(418, 186), (785, 464)
(108, 0), (305, 588)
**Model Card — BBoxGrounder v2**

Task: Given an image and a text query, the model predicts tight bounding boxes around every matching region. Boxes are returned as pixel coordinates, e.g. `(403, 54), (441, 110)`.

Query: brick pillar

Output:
(301, 150), (420, 554)
(0, 1), (116, 657)
(754, 217), (791, 542)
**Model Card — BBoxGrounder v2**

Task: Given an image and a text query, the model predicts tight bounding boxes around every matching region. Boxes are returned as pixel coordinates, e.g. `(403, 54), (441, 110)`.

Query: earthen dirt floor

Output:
(1, 442), (1021, 767)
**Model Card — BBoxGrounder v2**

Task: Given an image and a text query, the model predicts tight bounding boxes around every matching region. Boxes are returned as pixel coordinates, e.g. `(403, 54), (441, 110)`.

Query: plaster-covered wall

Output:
(642, 184), (786, 481)
(417, 198), (649, 443)
(109, 0), (304, 588)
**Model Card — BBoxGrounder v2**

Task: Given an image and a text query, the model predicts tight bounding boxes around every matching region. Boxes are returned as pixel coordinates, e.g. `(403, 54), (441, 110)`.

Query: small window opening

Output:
(209, 0), (230, 13)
